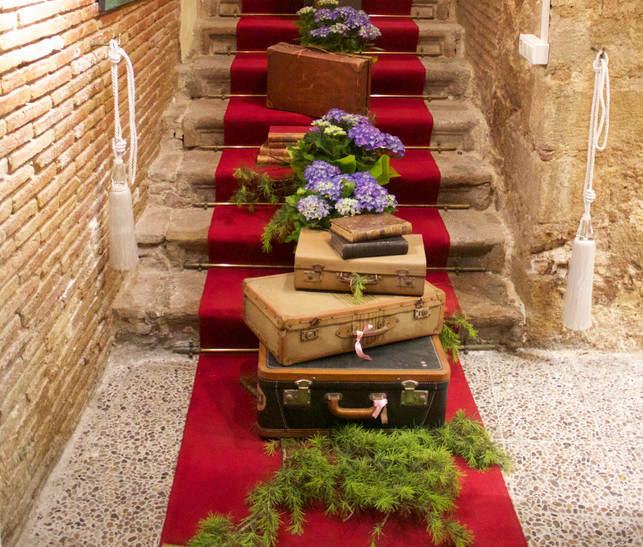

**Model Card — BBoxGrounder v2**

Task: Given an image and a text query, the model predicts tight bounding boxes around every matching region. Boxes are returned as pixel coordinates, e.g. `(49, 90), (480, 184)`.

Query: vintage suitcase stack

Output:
(243, 214), (450, 437)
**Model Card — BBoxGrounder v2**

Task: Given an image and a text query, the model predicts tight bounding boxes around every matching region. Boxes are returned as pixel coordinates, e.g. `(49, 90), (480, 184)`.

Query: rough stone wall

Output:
(457, 0), (643, 349)
(0, 0), (180, 544)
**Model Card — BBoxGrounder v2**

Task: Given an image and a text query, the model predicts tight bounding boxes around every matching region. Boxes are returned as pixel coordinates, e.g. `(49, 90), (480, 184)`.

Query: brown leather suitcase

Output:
(266, 42), (371, 118)
(255, 335), (450, 437)
(242, 272), (445, 366)
(294, 229), (426, 296)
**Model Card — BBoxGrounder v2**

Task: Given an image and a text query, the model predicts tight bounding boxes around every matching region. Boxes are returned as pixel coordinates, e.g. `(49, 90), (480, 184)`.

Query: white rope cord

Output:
(577, 51), (610, 239)
(108, 39), (138, 186)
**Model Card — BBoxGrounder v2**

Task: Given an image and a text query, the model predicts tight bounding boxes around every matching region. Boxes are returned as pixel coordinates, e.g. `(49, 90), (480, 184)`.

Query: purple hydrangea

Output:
(348, 125), (405, 157)
(352, 172), (396, 213)
(297, 194), (331, 221)
(304, 160), (341, 182)
(335, 197), (360, 216)
(320, 109), (370, 129)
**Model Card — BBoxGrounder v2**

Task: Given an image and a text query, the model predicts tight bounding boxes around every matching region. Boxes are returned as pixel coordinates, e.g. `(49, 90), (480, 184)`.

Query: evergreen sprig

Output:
(188, 418), (510, 547)
(349, 272), (367, 304)
(439, 312), (478, 363)
(230, 167), (301, 210)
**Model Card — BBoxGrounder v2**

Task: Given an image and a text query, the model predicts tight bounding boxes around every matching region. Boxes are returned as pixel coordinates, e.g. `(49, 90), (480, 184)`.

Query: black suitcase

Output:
(256, 335), (450, 437)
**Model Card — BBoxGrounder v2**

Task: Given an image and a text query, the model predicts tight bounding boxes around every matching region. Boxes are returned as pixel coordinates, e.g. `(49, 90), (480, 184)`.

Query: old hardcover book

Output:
(267, 125), (309, 143)
(267, 42), (371, 118)
(330, 213), (413, 243)
(256, 335), (449, 437)
(243, 272), (445, 366)
(329, 232), (409, 259)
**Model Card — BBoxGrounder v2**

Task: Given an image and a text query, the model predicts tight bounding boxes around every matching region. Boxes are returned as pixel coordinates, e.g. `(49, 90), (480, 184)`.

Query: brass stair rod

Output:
(199, 145), (458, 152)
(207, 93), (448, 100)
(194, 202), (470, 210)
(220, 13), (435, 20)
(184, 262), (486, 273)
(211, 50), (435, 57)
(175, 344), (498, 356)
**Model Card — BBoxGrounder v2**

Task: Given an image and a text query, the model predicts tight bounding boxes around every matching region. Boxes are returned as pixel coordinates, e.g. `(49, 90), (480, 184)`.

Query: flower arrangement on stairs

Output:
(231, 109), (405, 252)
(296, 0), (382, 53)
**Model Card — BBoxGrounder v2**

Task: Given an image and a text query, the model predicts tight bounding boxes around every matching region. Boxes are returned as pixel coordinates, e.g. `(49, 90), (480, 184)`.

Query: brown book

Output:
(329, 232), (409, 259)
(267, 125), (309, 143)
(330, 213), (412, 243)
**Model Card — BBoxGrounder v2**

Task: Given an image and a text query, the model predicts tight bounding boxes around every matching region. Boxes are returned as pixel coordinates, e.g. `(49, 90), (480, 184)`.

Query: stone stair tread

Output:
(434, 152), (492, 187)
(113, 267), (205, 341)
(450, 272), (525, 345)
(182, 97), (481, 148)
(166, 208), (211, 244)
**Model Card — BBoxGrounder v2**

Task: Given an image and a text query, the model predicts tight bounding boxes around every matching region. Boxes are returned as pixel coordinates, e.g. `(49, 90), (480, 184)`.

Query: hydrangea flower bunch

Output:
(295, 161), (397, 223)
(296, 0), (381, 53)
(290, 109), (405, 185)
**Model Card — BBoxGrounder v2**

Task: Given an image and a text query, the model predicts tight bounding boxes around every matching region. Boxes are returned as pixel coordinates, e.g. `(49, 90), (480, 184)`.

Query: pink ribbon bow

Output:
(355, 324), (373, 360)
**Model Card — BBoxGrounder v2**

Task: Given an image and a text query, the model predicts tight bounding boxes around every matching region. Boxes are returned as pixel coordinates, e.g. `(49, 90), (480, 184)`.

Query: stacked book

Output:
(242, 213), (450, 437)
(256, 125), (308, 165)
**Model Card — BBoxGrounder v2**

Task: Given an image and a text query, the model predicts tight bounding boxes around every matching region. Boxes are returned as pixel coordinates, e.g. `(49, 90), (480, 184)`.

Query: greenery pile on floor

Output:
(187, 412), (510, 547)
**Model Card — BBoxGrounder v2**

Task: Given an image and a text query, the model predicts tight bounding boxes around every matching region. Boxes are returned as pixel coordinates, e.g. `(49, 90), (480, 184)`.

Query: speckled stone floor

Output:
(15, 345), (643, 546)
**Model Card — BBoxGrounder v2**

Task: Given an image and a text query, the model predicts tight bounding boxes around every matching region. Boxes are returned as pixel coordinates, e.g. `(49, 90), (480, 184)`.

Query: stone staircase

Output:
(113, 0), (525, 349)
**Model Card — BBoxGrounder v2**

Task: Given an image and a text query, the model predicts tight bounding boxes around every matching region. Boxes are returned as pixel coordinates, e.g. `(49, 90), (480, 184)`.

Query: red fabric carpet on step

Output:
(160, 2), (525, 545)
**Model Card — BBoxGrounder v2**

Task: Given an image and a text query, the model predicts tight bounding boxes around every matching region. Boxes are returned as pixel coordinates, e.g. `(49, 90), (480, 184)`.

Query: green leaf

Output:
(332, 154), (357, 174)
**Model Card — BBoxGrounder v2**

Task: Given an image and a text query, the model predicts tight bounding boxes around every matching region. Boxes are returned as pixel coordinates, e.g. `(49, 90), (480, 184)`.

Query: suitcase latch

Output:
(400, 380), (429, 407)
(284, 379), (312, 406)
(396, 269), (416, 288)
(301, 328), (319, 342)
(303, 264), (325, 283)
(414, 306), (434, 320)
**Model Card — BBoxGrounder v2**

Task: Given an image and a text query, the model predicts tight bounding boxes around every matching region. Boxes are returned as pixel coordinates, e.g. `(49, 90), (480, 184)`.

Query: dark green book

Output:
(329, 232), (409, 259)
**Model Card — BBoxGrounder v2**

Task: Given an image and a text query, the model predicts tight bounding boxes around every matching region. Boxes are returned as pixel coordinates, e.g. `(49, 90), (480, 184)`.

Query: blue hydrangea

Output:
(314, 9), (333, 23)
(297, 195), (331, 221)
(352, 172), (395, 213)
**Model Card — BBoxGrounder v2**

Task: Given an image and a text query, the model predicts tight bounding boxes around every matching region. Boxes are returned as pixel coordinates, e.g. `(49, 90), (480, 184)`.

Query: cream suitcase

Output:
(294, 229), (426, 296)
(242, 272), (445, 366)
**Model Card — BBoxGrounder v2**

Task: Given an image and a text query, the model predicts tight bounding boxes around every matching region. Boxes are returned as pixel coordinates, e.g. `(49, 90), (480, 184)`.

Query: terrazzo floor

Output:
(15, 344), (643, 547)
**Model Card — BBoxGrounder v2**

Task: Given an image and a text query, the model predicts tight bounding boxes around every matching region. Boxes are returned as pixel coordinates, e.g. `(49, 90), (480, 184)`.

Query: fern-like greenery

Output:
(230, 166), (302, 210)
(187, 416), (510, 547)
(349, 272), (368, 304)
(439, 312), (478, 363)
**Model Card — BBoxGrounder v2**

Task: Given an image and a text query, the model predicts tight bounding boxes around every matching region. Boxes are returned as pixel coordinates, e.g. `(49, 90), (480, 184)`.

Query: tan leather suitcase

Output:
(242, 272), (445, 366)
(266, 42), (371, 118)
(294, 229), (426, 296)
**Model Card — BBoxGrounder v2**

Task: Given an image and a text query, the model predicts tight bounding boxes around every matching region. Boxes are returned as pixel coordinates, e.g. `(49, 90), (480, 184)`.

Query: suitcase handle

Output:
(336, 272), (382, 286)
(335, 317), (399, 339)
(326, 394), (376, 420)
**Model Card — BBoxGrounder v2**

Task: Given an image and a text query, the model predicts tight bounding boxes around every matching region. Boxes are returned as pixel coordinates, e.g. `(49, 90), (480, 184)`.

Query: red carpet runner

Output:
(161, 2), (525, 545)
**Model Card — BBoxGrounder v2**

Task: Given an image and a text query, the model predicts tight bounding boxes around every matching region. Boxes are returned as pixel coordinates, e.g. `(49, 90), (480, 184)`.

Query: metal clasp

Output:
(396, 268), (416, 288)
(400, 380), (429, 407)
(284, 379), (313, 406)
(303, 264), (324, 283)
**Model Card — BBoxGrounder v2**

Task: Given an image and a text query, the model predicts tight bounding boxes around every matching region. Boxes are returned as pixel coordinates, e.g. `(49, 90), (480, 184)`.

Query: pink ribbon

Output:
(355, 324), (373, 360)
(372, 398), (388, 420)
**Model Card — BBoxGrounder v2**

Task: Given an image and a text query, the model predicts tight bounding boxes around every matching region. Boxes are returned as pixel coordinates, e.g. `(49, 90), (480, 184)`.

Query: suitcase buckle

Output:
(303, 264), (325, 283)
(400, 380), (429, 407)
(414, 307), (434, 320)
(283, 379), (312, 406)
(396, 269), (416, 288)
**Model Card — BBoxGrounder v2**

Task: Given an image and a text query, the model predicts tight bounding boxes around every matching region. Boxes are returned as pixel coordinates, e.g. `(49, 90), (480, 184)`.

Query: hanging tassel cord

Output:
(108, 39), (138, 188)
(577, 51), (610, 240)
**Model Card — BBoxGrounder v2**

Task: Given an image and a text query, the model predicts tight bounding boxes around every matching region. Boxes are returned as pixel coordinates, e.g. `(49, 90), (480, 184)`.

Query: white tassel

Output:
(562, 52), (609, 331)
(109, 157), (138, 270)
(108, 39), (139, 271)
(562, 236), (595, 330)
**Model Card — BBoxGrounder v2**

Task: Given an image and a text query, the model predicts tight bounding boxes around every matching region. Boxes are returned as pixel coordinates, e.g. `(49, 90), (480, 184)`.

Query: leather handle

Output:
(326, 394), (375, 420)
(354, 324), (390, 338)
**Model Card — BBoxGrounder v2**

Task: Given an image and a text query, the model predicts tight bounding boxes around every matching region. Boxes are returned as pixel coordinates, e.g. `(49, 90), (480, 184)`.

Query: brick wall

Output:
(0, 0), (180, 543)
(456, 0), (643, 347)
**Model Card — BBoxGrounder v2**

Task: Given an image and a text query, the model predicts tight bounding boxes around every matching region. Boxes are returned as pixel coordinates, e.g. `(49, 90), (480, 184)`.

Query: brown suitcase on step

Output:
(294, 229), (427, 296)
(242, 272), (445, 366)
(266, 42), (371, 118)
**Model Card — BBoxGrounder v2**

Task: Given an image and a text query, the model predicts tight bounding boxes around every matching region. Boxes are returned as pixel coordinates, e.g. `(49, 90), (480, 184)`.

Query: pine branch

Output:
(349, 273), (367, 304)
(439, 312), (478, 363)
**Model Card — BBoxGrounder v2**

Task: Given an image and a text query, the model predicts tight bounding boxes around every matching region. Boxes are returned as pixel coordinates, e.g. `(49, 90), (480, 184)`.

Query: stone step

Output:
(182, 97), (483, 150)
(112, 267), (523, 347)
(145, 140), (493, 209)
(179, 54), (472, 100)
(133, 203), (506, 272)
(215, 0), (455, 21)
(197, 17), (463, 58)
